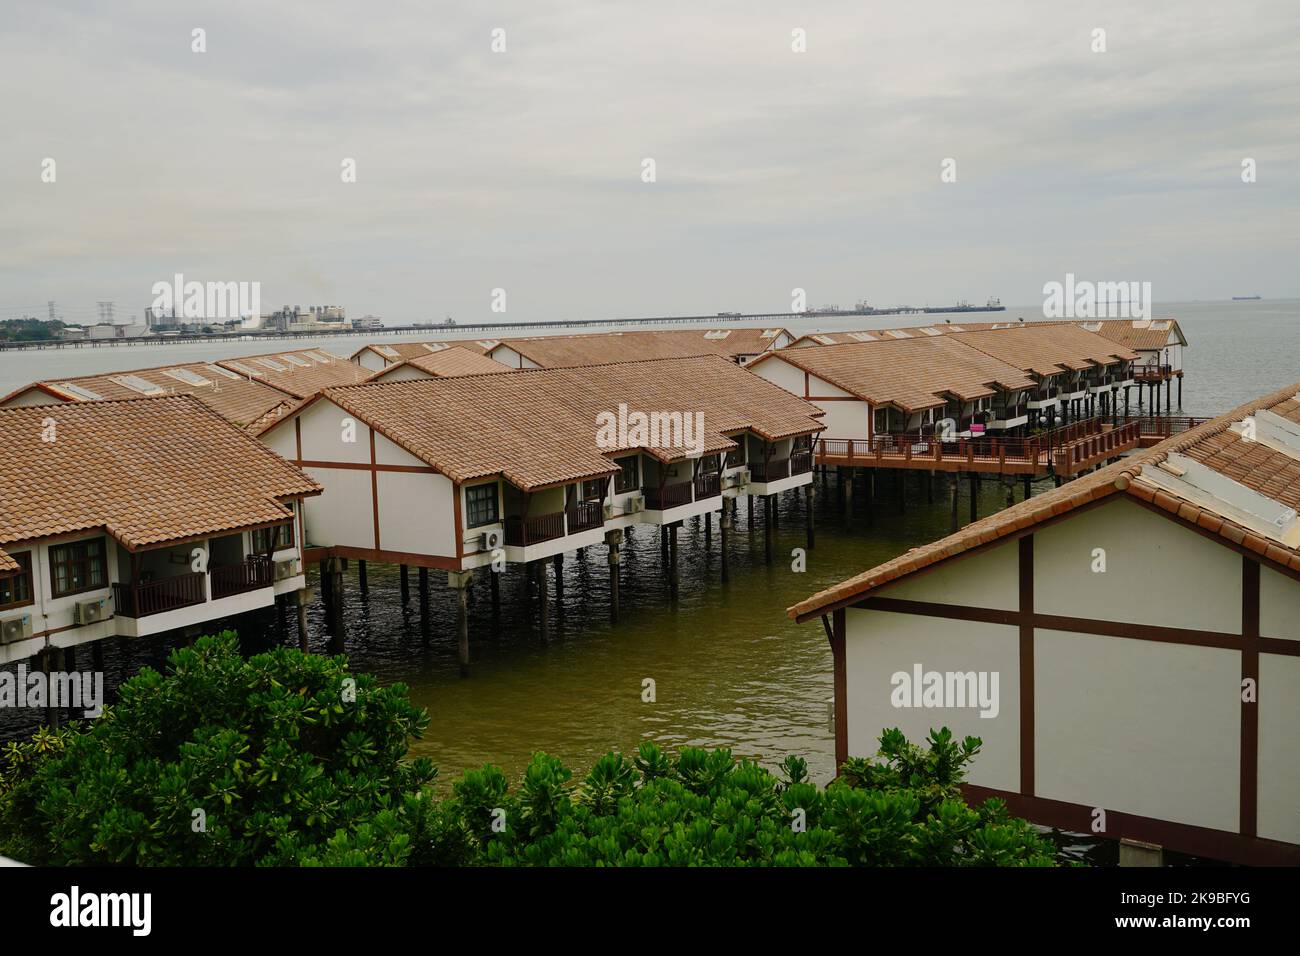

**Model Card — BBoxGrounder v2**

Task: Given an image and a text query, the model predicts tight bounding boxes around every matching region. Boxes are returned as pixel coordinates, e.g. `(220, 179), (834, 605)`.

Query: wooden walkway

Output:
(815, 418), (1142, 477)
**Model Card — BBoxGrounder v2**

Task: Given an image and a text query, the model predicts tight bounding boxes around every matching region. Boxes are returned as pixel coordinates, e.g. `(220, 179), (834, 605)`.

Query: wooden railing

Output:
(725, 448), (746, 469)
(751, 457), (791, 482)
(990, 403), (1028, 421)
(1053, 421), (1141, 470)
(504, 511), (566, 546)
(693, 471), (722, 499)
(567, 501), (604, 533)
(113, 572), (206, 618)
(1134, 364), (1174, 382)
(1118, 415), (1210, 439)
(210, 556), (273, 600)
(644, 481), (694, 511)
(790, 449), (813, 475)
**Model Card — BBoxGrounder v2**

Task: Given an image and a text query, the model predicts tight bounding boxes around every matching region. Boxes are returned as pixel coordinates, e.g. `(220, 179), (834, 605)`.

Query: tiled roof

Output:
(751, 335), (1036, 411)
(950, 324), (1137, 376)
(271, 355), (824, 491)
(350, 340), (495, 362)
(0, 547), (16, 573)
(492, 328), (787, 368)
(0, 361), (296, 430)
(0, 396), (321, 551)
(1075, 319), (1185, 352)
(789, 381), (1300, 621)
(216, 349), (375, 399)
(380, 346), (511, 379)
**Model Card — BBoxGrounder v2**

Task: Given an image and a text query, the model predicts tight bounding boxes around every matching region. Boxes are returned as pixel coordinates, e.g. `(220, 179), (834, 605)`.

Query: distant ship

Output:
(1233, 295), (1262, 301)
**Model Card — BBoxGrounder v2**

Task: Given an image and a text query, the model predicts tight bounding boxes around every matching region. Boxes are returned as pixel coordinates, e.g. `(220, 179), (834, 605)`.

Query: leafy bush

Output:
(0, 632), (435, 865)
(0, 636), (1060, 867)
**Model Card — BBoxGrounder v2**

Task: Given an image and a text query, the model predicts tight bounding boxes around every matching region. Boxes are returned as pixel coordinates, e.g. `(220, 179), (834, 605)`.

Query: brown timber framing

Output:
(815, 526), (1297, 866)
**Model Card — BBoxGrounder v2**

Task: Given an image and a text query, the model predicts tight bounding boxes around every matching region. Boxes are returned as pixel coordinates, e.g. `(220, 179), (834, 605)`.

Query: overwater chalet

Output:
(1077, 319), (1187, 411)
(788, 382), (1300, 865)
(255, 355), (824, 668)
(486, 327), (792, 369)
(350, 340), (499, 372)
(369, 346), (512, 382)
(0, 361), (297, 432)
(0, 396), (320, 671)
(215, 348), (375, 399)
(945, 324), (1138, 426)
(748, 333), (1039, 441)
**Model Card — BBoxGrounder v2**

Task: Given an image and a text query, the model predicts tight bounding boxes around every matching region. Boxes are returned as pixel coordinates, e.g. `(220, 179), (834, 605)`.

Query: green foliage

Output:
(0, 636), (1062, 867)
(0, 632), (434, 866)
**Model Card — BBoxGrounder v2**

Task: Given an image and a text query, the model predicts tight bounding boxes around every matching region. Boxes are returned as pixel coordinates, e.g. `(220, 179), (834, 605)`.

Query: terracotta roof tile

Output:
(0, 396), (321, 551)
(382, 346), (510, 378)
(216, 349), (375, 399)
(788, 381), (1300, 621)
(0, 547), (16, 573)
(350, 340), (495, 363)
(1, 361), (296, 430)
(751, 335), (1035, 411)
(493, 328), (787, 367)
(273, 355), (824, 491)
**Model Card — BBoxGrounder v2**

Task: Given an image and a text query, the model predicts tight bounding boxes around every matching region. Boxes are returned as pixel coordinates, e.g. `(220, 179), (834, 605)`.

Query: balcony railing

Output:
(504, 511), (566, 547)
(751, 457), (790, 482)
(725, 448), (746, 469)
(567, 500), (604, 533)
(113, 572), (206, 618)
(644, 481), (694, 511)
(693, 471), (722, 500)
(210, 556), (274, 600)
(990, 403), (1028, 421)
(1134, 364), (1174, 382)
(790, 449), (813, 475)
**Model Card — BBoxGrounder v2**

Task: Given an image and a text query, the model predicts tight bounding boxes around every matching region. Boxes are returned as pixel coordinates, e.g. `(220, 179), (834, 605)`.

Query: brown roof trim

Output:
(789, 380), (1300, 622)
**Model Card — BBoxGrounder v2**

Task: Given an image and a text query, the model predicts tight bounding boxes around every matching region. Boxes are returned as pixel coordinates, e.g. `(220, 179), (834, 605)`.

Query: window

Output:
(582, 478), (607, 502)
(874, 408), (890, 434)
(699, 454), (721, 473)
(614, 456), (639, 493)
(466, 483), (499, 528)
(49, 538), (106, 597)
(252, 523), (294, 554)
(0, 552), (34, 610)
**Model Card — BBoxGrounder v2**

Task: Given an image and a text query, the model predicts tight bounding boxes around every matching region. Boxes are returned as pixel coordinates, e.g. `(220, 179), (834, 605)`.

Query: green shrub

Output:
(0, 632), (435, 865)
(0, 636), (1061, 867)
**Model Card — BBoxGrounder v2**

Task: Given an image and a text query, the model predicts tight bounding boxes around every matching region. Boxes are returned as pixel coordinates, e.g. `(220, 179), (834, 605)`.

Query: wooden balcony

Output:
(724, 448), (745, 469)
(567, 500), (604, 533)
(693, 471), (722, 500)
(210, 556), (273, 600)
(644, 481), (694, 511)
(751, 457), (791, 482)
(790, 449), (813, 475)
(1134, 364), (1174, 383)
(113, 572), (206, 618)
(504, 511), (566, 547)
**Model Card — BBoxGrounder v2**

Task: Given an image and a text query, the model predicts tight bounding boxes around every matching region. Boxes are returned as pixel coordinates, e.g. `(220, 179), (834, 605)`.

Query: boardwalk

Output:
(815, 418), (1143, 477)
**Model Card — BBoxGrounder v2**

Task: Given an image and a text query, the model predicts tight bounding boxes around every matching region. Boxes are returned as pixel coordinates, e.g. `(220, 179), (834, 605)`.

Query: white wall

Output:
(374, 363), (434, 383)
(1260, 565), (1300, 640)
(1034, 497), (1241, 633)
(751, 358), (868, 441)
(1258, 653), (1300, 843)
(1035, 628), (1240, 831)
(882, 538), (1018, 611)
(1, 388), (63, 408)
(379, 471), (456, 557)
(845, 609), (1021, 791)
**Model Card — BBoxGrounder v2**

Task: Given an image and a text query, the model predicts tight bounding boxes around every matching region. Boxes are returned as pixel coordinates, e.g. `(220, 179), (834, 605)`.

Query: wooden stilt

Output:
(669, 522), (679, 599)
(606, 529), (622, 622)
(704, 511), (712, 549)
(400, 564), (409, 603)
(949, 473), (960, 533)
(537, 562), (550, 642)
(358, 559), (368, 594)
(553, 552), (564, 603)
(969, 474), (979, 524)
(449, 570), (472, 677)
(720, 499), (732, 582)
(805, 483), (815, 549)
(490, 567), (501, 615)
(296, 589), (309, 652)
(764, 496), (773, 565)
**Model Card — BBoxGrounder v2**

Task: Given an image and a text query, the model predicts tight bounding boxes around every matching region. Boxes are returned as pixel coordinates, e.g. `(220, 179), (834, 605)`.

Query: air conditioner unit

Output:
(0, 613), (32, 645)
(602, 502), (614, 520)
(626, 496), (645, 514)
(480, 528), (504, 551)
(274, 557), (301, 581)
(74, 597), (109, 626)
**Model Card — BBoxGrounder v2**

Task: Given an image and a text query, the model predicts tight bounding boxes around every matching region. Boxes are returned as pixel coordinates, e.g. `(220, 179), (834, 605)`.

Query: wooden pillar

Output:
(418, 566), (430, 635)
(537, 561), (550, 641)
(553, 552), (564, 603)
(748, 494), (754, 528)
(327, 557), (345, 653)
(660, 524), (668, 560)
(1177, 375), (1182, 409)
(400, 563), (410, 603)
(449, 570), (472, 677)
(720, 499), (732, 582)
(969, 474), (979, 524)
(490, 566), (501, 615)
(358, 559), (368, 594)
(41, 647), (60, 728)
(764, 495), (773, 565)
(704, 511), (712, 549)
(804, 483), (815, 549)
(296, 589), (309, 652)
(949, 472), (960, 534)
(669, 522), (680, 599)
(606, 529), (622, 622)
(1023, 476), (1032, 501)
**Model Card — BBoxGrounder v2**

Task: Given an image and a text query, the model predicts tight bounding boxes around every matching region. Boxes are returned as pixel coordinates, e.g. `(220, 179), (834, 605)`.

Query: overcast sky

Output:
(1, 0), (1297, 326)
